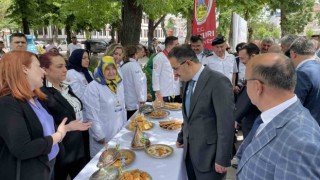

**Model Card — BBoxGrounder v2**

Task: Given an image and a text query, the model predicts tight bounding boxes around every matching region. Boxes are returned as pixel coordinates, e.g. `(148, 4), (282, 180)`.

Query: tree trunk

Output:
(185, 18), (192, 44)
(148, 19), (154, 45)
(280, 5), (287, 37)
(161, 19), (167, 38)
(120, 0), (143, 46)
(244, 9), (253, 41)
(147, 15), (166, 44)
(65, 15), (75, 44)
(22, 17), (30, 34)
(53, 26), (59, 44)
(110, 25), (116, 43)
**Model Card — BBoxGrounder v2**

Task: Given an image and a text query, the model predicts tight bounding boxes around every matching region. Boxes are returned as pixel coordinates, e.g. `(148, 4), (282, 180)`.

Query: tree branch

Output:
(153, 15), (166, 29)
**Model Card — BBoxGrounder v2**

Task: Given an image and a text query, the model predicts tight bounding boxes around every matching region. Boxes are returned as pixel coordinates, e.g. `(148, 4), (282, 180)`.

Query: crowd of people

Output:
(0, 32), (320, 180)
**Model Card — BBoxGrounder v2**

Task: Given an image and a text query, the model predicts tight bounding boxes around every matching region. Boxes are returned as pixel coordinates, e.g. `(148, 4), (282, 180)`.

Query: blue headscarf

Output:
(94, 56), (122, 93)
(67, 49), (93, 83)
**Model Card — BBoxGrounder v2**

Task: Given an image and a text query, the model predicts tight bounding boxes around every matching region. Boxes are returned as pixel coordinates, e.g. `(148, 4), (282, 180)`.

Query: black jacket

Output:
(0, 96), (53, 180)
(40, 86), (89, 165)
(235, 86), (261, 137)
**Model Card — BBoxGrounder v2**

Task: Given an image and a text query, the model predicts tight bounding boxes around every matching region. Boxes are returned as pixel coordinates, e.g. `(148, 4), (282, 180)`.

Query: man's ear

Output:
(254, 80), (263, 96)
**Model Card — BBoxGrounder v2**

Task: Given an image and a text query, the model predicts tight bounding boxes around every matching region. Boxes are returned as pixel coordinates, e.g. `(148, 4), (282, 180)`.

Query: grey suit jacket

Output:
(237, 101), (320, 179)
(177, 67), (235, 173)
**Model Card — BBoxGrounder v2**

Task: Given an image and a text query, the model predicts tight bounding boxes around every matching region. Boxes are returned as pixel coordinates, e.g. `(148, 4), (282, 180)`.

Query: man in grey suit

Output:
(168, 45), (235, 179)
(237, 53), (320, 179)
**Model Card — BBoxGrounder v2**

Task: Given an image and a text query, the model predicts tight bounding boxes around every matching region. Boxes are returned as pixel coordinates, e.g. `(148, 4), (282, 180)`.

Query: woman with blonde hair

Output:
(0, 51), (90, 180)
(105, 43), (124, 66)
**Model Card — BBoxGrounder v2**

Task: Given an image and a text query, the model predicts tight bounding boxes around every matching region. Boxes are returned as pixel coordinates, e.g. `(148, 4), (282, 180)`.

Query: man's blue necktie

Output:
(185, 80), (195, 117)
(236, 116), (263, 160)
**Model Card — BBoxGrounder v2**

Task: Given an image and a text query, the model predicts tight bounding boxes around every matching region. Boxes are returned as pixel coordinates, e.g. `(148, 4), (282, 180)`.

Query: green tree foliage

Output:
(306, 28), (314, 38)
(0, 0), (19, 31)
(136, 0), (193, 44)
(268, 0), (315, 36)
(251, 21), (280, 40)
(216, 0), (266, 39)
(6, 0), (43, 34)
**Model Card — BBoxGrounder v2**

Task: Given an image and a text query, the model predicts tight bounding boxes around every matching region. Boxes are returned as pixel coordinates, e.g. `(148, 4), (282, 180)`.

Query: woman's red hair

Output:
(0, 51), (46, 101)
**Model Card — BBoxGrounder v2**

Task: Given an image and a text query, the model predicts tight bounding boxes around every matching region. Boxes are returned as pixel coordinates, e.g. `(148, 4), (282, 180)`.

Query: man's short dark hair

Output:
(165, 36), (178, 47)
(168, 45), (199, 64)
(71, 36), (77, 39)
(239, 43), (260, 56)
(190, 35), (203, 43)
(235, 42), (246, 53)
(252, 54), (296, 91)
(10, 33), (27, 42)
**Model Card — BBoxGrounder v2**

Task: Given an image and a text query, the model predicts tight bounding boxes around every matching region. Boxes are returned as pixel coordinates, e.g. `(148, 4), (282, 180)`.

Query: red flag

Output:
(192, 0), (216, 50)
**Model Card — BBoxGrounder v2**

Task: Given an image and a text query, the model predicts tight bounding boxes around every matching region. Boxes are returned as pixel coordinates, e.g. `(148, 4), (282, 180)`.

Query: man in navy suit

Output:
(237, 53), (320, 179)
(290, 37), (320, 125)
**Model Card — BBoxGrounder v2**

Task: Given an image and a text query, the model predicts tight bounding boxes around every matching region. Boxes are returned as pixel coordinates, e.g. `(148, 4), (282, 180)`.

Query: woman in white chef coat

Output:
(67, 49), (93, 102)
(83, 56), (127, 157)
(121, 45), (147, 120)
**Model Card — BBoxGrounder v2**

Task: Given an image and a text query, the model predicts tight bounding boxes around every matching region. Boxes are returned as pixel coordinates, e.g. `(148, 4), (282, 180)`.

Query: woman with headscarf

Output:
(66, 49), (93, 102)
(83, 56), (127, 157)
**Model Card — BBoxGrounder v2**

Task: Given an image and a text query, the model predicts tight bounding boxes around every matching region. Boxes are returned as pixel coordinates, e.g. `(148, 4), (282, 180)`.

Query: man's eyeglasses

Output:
(172, 60), (187, 71)
(13, 41), (26, 45)
(243, 78), (264, 86)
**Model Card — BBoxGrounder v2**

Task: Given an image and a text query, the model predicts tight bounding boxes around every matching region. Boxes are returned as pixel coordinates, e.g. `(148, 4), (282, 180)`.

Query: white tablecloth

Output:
(74, 110), (187, 180)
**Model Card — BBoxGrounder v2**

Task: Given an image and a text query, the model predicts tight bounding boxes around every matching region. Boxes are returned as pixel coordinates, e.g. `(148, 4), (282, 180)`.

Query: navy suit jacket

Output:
(295, 60), (320, 125)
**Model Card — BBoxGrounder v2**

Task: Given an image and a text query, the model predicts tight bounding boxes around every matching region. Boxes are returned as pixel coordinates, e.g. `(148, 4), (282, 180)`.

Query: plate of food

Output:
(112, 149), (135, 168)
(126, 114), (154, 131)
(120, 169), (152, 180)
(145, 109), (170, 119)
(163, 102), (182, 111)
(159, 120), (183, 130)
(144, 144), (173, 159)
